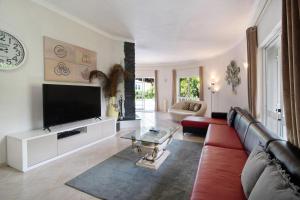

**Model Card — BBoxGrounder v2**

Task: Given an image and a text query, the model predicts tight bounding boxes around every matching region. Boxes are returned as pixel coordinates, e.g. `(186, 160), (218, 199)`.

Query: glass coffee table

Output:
(121, 126), (179, 170)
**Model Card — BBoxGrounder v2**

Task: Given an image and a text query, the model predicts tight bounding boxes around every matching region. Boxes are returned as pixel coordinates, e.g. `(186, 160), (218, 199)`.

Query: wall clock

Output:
(0, 29), (26, 70)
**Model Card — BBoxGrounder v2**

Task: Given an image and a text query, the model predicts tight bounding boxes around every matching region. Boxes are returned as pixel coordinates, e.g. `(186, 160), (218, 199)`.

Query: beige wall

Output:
(0, 0), (124, 163)
(137, 39), (248, 116)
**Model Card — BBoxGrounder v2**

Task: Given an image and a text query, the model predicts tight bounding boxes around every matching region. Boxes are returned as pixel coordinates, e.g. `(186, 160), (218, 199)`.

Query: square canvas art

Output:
(44, 36), (97, 83)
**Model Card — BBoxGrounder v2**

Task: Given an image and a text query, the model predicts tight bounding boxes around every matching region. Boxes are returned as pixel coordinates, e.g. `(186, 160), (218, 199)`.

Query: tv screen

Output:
(43, 84), (101, 128)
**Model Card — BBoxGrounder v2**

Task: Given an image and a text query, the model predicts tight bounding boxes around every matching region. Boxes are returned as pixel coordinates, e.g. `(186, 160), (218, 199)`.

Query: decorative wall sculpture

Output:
(225, 60), (241, 94)
(44, 36), (97, 83)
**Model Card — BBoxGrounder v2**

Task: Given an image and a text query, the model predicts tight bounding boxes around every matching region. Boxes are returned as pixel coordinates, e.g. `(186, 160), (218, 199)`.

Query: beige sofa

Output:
(168, 100), (207, 121)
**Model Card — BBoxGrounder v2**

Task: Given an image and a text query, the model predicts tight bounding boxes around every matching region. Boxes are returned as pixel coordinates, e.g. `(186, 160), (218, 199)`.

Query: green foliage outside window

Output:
(179, 78), (189, 97)
(190, 77), (200, 97)
(179, 77), (200, 98)
(135, 79), (155, 100)
(135, 87), (155, 99)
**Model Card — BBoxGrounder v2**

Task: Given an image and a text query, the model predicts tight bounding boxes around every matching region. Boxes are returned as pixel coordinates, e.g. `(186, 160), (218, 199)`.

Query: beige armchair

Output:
(168, 100), (207, 121)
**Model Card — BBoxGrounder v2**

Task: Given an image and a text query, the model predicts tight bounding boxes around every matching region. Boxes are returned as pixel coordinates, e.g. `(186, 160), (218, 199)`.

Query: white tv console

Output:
(7, 117), (116, 172)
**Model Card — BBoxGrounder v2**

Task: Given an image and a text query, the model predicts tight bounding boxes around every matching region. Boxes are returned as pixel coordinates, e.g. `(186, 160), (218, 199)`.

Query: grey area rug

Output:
(66, 140), (203, 200)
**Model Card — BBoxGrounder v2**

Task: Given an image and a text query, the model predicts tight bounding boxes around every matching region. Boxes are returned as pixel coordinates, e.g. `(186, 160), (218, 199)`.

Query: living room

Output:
(0, 0), (299, 200)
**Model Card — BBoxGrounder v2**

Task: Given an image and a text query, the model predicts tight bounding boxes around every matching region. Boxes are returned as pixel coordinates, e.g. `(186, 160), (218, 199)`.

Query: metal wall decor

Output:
(44, 36), (97, 83)
(0, 29), (26, 70)
(225, 60), (241, 94)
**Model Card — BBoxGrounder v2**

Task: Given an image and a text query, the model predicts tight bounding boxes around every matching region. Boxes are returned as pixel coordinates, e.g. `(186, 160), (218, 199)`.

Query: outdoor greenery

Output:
(179, 77), (200, 98)
(135, 87), (155, 99)
(135, 77), (199, 100)
(135, 78), (155, 99)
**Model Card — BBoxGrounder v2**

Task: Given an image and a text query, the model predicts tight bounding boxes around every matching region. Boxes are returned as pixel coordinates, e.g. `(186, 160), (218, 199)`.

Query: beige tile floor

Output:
(0, 112), (204, 200)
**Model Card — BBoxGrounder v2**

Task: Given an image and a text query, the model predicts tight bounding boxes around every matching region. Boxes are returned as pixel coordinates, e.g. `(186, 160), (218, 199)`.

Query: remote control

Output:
(149, 128), (160, 133)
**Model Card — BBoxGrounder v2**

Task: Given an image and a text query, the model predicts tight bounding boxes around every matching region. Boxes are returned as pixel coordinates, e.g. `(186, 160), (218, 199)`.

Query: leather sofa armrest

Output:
(211, 112), (227, 119)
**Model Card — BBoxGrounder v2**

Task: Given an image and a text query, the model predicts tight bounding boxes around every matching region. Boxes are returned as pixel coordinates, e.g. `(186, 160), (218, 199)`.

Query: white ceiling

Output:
(39, 0), (257, 65)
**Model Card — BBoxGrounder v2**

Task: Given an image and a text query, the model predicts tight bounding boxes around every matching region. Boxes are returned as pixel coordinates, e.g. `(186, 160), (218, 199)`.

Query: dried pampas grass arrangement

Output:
(89, 64), (129, 97)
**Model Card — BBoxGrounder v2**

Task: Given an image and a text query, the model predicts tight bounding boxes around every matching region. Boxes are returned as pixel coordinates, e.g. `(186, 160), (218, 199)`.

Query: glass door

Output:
(264, 35), (286, 138)
(135, 78), (155, 112)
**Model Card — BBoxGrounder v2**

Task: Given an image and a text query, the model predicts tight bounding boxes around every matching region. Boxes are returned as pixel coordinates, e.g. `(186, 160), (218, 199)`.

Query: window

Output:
(179, 77), (200, 99)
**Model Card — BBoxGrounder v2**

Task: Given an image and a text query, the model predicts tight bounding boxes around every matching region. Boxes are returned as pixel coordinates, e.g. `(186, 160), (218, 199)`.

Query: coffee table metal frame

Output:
(121, 127), (179, 169)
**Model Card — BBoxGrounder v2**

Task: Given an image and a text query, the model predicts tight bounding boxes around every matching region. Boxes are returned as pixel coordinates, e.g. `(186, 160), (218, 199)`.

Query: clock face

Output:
(0, 30), (26, 70)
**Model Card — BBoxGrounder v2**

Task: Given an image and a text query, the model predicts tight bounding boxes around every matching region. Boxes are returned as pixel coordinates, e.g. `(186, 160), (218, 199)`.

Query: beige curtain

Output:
(199, 66), (204, 101)
(246, 26), (258, 118)
(299, 0), (300, 17)
(171, 69), (177, 105)
(282, 0), (300, 147)
(154, 70), (159, 111)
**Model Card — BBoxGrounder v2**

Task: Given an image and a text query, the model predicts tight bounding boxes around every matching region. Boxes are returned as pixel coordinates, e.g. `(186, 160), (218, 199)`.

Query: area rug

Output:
(66, 140), (203, 200)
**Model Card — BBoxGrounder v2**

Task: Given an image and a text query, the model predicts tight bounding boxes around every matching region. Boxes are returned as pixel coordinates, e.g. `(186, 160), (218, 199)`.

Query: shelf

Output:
(8, 117), (114, 141)
(7, 117), (117, 172)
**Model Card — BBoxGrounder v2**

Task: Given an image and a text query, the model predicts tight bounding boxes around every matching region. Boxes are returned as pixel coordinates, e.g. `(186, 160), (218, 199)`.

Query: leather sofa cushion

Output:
(233, 110), (243, 130)
(181, 116), (227, 129)
(204, 124), (244, 150)
(227, 107), (237, 127)
(235, 114), (256, 144)
(267, 140), (300, 186)
(191, 146), (247, 200)
(244, 123), (278, 154)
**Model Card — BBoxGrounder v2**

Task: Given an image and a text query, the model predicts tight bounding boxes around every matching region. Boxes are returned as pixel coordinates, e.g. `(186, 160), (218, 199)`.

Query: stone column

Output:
(124, 42), (135, 120)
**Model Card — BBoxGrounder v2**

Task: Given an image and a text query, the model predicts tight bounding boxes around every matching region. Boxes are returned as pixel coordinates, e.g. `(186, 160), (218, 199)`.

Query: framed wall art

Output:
(44, 36), (97, 83)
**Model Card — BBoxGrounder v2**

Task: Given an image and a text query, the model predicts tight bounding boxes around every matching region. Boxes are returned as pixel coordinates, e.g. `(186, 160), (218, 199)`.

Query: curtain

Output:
(154, 70), (159, 111)
(282, 0), (300, 147)
(171, 69), (177, 105)
(199, 66), (204, 101)
(246, 26), (258, 118)
(299, 0), (300, 18)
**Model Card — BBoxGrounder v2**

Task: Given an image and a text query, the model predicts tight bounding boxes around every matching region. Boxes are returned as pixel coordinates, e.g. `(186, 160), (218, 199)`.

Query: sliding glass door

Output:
(135, 78), (155, 112)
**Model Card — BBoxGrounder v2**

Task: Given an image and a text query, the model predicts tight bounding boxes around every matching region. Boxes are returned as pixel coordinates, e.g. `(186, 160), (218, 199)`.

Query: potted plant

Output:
(89, 64), (128, 118)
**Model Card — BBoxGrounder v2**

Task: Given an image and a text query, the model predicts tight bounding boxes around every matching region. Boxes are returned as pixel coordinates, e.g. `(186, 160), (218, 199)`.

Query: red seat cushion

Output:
(191, 146), (247, 200)
(204, 124), (244, 150)
(181, 116), (227, 129)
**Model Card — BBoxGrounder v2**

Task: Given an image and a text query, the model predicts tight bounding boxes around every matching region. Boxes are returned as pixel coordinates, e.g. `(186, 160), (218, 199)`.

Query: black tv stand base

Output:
(57, 130), (81, 139)
(44, 127), (51, 132)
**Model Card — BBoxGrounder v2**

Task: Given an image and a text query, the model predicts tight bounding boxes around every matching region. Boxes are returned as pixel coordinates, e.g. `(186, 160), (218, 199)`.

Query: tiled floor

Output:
(0, 112), (204, 200)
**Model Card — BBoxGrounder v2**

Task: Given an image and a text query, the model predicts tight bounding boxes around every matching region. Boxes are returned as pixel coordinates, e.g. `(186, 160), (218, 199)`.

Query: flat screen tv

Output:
(43, 84), (101, 128)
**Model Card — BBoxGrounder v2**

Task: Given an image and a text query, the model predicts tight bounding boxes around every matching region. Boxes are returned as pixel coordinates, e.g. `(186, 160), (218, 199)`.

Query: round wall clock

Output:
(0, 29), (26, 70)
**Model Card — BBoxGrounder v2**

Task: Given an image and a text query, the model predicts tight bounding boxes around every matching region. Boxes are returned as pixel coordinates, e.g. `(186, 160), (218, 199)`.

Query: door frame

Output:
(135, 77), (155, 112)
(262, 27), (283, 135)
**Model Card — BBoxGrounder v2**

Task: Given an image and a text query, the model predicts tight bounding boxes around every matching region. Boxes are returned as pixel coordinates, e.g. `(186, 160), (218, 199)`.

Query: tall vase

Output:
(107, 96), (119, 118)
